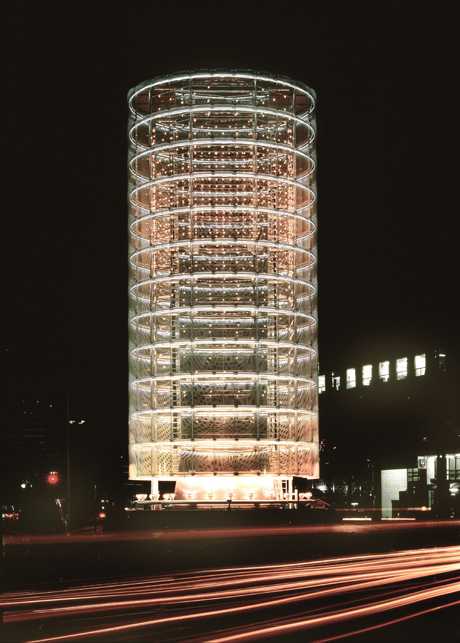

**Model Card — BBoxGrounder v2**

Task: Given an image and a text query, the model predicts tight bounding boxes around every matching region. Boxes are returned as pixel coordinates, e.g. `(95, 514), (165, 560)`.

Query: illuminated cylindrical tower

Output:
(128, 71), (318, 501)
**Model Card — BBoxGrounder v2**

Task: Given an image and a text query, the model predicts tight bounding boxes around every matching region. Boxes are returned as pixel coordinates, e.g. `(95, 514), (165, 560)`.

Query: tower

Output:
(128, 71), (318, 501)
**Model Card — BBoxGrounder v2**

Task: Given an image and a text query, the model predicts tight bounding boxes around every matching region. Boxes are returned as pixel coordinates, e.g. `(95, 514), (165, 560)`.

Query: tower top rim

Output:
(127, 70), (316, 104)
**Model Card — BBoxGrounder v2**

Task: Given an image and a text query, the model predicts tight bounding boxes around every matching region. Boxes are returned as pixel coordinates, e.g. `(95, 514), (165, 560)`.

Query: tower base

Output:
(170, 476), (292, 501)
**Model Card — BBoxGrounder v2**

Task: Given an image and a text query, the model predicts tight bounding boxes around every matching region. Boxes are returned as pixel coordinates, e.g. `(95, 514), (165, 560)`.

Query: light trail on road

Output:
(5, 518), (460, 546)
(3, 545), (460, 642)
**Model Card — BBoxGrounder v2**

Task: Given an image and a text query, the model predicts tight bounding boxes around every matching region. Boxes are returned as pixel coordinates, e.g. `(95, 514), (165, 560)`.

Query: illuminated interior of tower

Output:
(127, 71), (318, 500)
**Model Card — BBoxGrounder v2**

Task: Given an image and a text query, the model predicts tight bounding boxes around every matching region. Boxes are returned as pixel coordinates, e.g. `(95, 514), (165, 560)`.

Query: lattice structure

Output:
(128, 71), (318, 499)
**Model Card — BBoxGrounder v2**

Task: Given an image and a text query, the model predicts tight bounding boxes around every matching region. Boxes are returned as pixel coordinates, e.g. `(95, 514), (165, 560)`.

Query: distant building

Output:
(314, 346), (460, 514)
(5, 393), (64, 478)
(318, 349), (445, 394)
(3, 390), (66, 506)
(382, 453), (460, 518)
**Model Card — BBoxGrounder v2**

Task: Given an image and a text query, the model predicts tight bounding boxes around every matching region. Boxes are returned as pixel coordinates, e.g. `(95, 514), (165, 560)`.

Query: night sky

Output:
(4, 1), (459, 462)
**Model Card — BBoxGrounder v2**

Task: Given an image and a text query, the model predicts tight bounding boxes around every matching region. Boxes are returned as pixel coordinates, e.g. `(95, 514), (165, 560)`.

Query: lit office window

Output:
(362, 364), (372, 386)
(379, 361), (390, 382)
(346, 368), (356, 389)
(414, 353), (426, 376)
(396, 357), (408, 380)
(447, 455), (460, 481)
(438, 352), (446, 372)
(319, 375), (326, 394)
(332, 373), (340, 390)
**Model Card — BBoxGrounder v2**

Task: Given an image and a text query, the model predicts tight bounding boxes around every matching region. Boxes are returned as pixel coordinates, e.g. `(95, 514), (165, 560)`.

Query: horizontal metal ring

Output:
(130, 337), (316, 353)
(129, 207), (317, 232)
(131, 373), (316, 385)
(131, 405), (317, 417)
(130, 307), (316, 323)
(128, 71), (315, 116)
(129, 138), (315, 166)
(128, 106), (316, 146)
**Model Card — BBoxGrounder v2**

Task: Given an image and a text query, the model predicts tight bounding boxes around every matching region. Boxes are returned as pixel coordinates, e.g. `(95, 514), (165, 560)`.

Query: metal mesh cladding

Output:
(128, 71), (318, 482)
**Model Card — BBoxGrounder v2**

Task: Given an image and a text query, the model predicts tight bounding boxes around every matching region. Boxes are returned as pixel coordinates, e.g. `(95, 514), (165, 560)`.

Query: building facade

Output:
(382, 453), (460, 519)
(315, 345), (460, 515)
(127, 71), (318, 500)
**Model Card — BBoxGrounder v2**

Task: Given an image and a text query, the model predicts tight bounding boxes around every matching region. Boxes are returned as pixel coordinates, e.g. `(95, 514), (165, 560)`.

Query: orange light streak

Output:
(313, 597), (460, 643)
(5, 547), (459, 611)
(3, 546), (459, 642)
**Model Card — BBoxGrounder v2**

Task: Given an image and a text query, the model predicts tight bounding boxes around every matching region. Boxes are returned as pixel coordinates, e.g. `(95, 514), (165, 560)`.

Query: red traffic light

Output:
(46, 472), (60, 485)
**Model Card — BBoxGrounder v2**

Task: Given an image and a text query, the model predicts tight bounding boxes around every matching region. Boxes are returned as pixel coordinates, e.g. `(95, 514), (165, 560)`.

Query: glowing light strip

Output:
(130, 243), (315, 270)
(130, 148), (313, 173)
(130, 312), (317, 331)
(130, 237), (316, 254)
(131, 395), (317, 407)
(129, 271), (317, 289)
(130, 205), (316, 218)
(129, 206), (317, 229)
(130, 165), (314, 185)
(132, 373), (315, 381)
(130, 310), (316, 328)
(131, 70), (314, 93)
(129, 313), (317, 334)
(130, 272), (316, 286)
(381, 517), (417, 521)
(131, 438), (317, 447)
(130, 307), (315, 319)
(129, 169), (315, 194)
(129, 138), (315, 167)
(131, 417), (317, 429)
(130, 337), (315, 353)
(128, 171), (312, 186)
(128, 99), (315, 127)
(129, 199), (315, 219)
(129, 282), (316, 299)
(130, 295), (315, 308)
(129, 84), (315, 120)
(129, 70), (315, 96)
(129, 126), (312, 155)
(131, 374), (316, 386)
(129, 157), (314, 184)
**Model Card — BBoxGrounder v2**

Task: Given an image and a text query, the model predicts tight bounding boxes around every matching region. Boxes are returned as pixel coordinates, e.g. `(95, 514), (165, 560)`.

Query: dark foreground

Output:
(3, 519), (460, 642)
